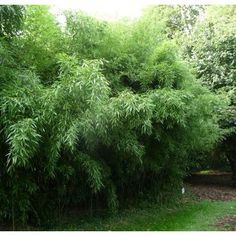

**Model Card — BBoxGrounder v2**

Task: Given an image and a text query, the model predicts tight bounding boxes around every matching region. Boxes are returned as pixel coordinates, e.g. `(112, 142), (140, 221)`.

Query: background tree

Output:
(142, 5), (204, 39)
(180, 5), (236, 184)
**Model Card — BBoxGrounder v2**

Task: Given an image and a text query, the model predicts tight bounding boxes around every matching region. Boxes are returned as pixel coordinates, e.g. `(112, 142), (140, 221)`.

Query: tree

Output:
(142, 5), (204, 39)
(181, 5), (236, 185)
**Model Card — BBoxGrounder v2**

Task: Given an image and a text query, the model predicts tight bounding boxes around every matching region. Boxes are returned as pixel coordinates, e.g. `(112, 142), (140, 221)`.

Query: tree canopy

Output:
(178, 5), (236, 183)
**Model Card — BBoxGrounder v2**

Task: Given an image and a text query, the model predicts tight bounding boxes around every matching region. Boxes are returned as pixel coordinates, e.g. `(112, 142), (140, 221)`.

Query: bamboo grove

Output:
(0, 5), (232, 227)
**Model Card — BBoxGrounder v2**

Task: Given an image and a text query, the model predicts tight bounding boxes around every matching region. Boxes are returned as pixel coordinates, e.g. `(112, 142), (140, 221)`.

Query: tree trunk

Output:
(232, 164), (236, 187)
(228, 157), (236, 187)
(223, 134), (236, 187)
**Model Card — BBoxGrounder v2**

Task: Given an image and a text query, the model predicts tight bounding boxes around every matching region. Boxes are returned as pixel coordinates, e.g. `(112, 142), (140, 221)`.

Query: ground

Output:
(2, 172), (236, 231)
(48, 181), (236, 231)
(187, 183), (236, 201)
(52, 199), (236, 231)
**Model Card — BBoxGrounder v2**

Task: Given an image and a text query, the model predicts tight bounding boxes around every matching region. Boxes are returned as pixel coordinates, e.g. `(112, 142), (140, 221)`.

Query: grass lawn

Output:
(49, 199), (236, 231)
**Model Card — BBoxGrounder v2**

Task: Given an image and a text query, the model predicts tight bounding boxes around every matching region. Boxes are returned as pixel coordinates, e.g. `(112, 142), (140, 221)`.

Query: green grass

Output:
(49, 199), (236, 231)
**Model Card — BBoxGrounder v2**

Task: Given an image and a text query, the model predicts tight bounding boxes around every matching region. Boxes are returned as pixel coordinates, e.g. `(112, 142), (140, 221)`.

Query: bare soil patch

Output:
(214, 215), (236, 231)
(186, 183), (236, 201)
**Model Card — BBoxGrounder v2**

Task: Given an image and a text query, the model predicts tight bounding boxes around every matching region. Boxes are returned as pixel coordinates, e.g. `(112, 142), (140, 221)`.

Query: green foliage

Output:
(142, 5), (204, 38)
(180, 6), (236, 176)
(0, 5), (226, 227)
(15, 5), (63, 84)
(76, 153), (104, 193)
(6, 118), (41, 168)
(0, 5), (25, 37)
(65, 11), (109, 60)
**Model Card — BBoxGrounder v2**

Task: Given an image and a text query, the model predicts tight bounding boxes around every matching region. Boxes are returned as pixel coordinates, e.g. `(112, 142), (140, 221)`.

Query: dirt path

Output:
(186, 183), (236, 201)
(185, 182), (236, 231)
(214, 215), (236, 231)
